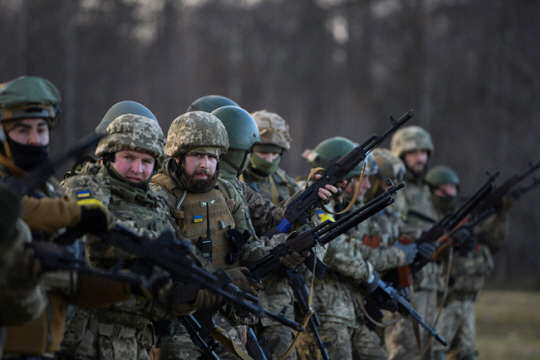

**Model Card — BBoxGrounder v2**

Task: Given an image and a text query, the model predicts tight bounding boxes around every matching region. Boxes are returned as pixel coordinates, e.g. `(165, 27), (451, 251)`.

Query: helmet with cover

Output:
(166, 111), (229, 158)
(372, 148), (406, 185)
(303, 136), (378, 180)
(186, 95), (239, 113)
(96, 101), (158, 134)
(390, 126), (434, 159)
(95, 114), (166, 167)
(251, 110), (291, 153)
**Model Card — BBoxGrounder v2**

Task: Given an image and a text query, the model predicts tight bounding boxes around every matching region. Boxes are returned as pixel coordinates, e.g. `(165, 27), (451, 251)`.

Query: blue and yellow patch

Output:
(194, 215), (204, 223)
(317, 211), (335, 223)
(77, 190), (91, 199)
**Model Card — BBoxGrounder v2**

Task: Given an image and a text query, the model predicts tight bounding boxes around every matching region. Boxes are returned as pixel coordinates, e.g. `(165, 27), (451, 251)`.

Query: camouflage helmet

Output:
(390, 126), (434, 158)
(251, 110), (292, 152)
(372, 148), (406, 184)
(426, 165), (460, 187)
(95, 114), (166, 166)
(211, 106), (259, 151)
(96, 101), (158, 134)
(303, 136), (378, 180)
(0, 76), (61, 124)
(186, 95), (239, 113)
(166, 111), (229, 158)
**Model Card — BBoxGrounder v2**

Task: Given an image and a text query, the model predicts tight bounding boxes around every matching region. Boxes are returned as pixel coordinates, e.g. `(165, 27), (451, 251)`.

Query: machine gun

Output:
(249, 181), (404, 280)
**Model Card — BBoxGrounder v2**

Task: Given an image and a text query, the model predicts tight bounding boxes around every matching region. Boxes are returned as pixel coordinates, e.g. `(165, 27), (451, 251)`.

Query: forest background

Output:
(1, 0), (539, 288)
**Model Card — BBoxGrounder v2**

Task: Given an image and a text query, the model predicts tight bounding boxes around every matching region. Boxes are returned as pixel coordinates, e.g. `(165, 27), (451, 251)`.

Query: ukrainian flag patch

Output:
(77, 190), (91, 199)
(317, 211), (335, 223)
(194, 215), (203, 223)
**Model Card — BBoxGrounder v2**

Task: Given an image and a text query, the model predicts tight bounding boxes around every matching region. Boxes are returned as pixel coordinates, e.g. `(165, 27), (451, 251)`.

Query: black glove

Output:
(130, 265), (172, 300)
(359, 271), (380, 294)
(452, 226), (476, 256)
(393, 241), (418, 265)
(0, 184), (21, 245)
(417, 242), (439, 260)
(369, 288), (399, 313)
(75, 205), (111, 237)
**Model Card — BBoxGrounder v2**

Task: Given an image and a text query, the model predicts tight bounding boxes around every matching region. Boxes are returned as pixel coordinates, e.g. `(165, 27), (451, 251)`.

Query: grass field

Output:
(475, 289), (540, 360)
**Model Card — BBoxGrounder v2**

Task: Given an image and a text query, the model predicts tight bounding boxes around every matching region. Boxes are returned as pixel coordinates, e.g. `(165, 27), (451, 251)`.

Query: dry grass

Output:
(475, 289), (540, 360)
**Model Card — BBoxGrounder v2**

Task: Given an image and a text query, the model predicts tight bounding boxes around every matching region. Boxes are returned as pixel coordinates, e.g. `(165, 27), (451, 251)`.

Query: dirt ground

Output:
(475, 289), (540, 360)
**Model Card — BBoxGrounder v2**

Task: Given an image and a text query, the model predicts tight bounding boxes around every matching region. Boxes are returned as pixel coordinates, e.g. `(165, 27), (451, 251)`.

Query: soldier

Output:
(297, 136), (385, 360)
(241, 110), (301, 204)
(426, 165), (510, 360)
(61, 104), (215, 360)
(0, 76), (139, 359)
(387, 126), (441, 360)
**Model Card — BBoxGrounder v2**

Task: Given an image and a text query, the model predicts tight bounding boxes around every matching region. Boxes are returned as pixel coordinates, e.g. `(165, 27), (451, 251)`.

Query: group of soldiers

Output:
(0, 75), (514, 360)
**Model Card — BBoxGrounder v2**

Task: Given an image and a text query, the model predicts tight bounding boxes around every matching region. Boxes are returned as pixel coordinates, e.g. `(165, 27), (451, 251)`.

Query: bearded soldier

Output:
(387, 126), (441, 360)
(61, 106), (210, 360)
(426, 165), (510, 360)
(241, 110), (301, 205)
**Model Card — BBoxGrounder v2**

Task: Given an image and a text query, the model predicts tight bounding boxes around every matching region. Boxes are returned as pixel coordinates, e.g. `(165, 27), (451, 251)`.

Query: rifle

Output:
(266, 109), (414, 238)
(105, 224), (303, 333)
(27, 240), (145, 287)
(287, 269), (331, 360)
(249, 181), (404, 280)
(509, 176), (540, 200)
(245, 327), (270, 360)
(410, 171), (498, 272)
(4, 133), (102, 197)
(369, 278), (447, 346)
(180, 315), (221, 360)
(473, 160), (540, 216)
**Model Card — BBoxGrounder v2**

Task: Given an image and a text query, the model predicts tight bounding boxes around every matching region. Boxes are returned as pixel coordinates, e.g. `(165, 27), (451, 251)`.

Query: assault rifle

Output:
(249, 181), (404, 280)
(265, 109), (415, 238)
(287, 269), (331, 360)
(368, 278), (447, 346)
(410, 172), (498, 273)
(4, 132), (102, 197)
(27, 240), (145, 287)
(509, 176), (540, 200)
(473, 160), (540, 217)
(105, 224), (303, 332)
(180, 315), (220, 360)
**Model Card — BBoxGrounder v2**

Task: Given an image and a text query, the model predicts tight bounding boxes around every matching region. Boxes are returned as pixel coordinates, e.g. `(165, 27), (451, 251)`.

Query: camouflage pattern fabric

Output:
(251, 110), (292, 151)
(242, 167), (301, 206)
(95, 114), (166, 167)
(430, 299), (476, 359)
(61, 163), (177, 359)
(297, 321), (387, 360)
(390, 126), (434, 159)
(165, 111), (229, 158)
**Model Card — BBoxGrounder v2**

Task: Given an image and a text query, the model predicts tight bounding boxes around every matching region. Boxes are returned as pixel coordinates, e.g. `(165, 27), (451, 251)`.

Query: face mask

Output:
(431, 194), (458, 215)
(221, 150), (251, 178)
(250, 153), (281, 176)
(6, 135), (49, 172)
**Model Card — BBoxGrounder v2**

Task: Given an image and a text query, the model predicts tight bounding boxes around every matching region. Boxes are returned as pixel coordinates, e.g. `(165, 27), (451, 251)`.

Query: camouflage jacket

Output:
(242, 167), (301, 206)
(62, 163), (176, 328)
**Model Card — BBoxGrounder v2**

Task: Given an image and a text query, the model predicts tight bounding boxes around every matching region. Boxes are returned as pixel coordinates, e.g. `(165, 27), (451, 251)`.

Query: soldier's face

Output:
(254, 151), (280, 163)
(434, 183), (457, 198)
(345, 175), (371, 197)
(7, 118), (49, 146)
(182, 152), (218, 179)
(111, 150), (155, 182)
(403, 150), (428, 175)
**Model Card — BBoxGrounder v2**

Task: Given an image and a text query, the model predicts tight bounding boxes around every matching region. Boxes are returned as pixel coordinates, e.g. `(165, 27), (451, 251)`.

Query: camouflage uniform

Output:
(150, 111), (265, 360)
(61, 114), (180, 360)
(386, 126), (441, 360)
(427, 166), (509, 360)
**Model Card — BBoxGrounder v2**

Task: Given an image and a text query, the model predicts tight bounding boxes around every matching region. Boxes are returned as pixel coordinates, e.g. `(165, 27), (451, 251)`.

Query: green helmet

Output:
(0, 76), (61, 124)
(186, 95), (239, 113)
(372, 148), (406, 184)
(211, 106), (259, 151)
(96, 101), (158, 134)
(426, 165), (460, 187)
(303, 136), (378, 180)
(95, 114), (166, 166)
(166, 111), (229, 158)
(251, 110), (291, 152)
(390, 126), (434, 158)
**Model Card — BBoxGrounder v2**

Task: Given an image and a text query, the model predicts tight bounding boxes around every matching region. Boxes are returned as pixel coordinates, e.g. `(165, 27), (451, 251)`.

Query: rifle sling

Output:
(210, 326), (254, 360)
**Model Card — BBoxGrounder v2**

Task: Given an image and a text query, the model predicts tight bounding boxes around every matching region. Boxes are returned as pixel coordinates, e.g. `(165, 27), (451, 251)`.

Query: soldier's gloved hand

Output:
(279, 250), (309, 270)
(74, 200), (113, 237)
(0, 184), (21, 246)
(130, 265), (172, 300)
(226, 267), (264, 296)
(393, 241), (418, 265)
(452, 226), (476, 256)
(417, 242), (439, 260)
(359, 271), (380, 294)
(193, 289), (222, 309)
(369, 288), (399, 313)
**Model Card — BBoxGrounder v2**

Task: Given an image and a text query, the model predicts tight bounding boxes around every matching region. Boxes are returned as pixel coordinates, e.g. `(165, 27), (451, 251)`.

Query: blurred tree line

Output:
(1, 0), (539, 287)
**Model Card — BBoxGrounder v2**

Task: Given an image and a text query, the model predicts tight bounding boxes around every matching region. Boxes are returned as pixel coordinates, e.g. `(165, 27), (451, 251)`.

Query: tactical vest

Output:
(151, 174), (238, 270)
